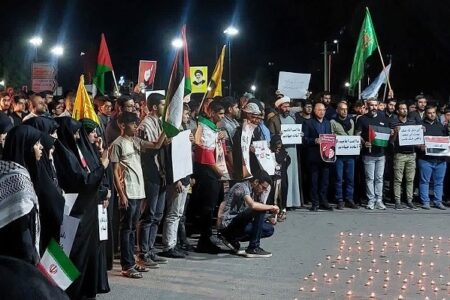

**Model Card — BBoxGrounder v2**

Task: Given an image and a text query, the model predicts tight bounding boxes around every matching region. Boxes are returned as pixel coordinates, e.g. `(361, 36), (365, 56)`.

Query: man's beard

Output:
(281, 111), (290, 117)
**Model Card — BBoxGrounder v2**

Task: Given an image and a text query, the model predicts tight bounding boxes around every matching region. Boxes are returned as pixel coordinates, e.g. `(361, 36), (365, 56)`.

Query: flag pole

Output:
(111, 70), (120, 96)
(358, 80), (361, 100)
(376, 47), (392, 92)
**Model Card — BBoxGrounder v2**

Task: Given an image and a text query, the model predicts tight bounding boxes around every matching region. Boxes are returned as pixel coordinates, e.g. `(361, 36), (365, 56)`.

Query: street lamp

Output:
(251, 85), (256, 92)
(0, 80), (5, 87)
(344, 82), (350, 88)
(224, 26), (239, 96)
(29, 36), (43, 62)
(50, 45), (64, 56)
(171, 38), (183, 49)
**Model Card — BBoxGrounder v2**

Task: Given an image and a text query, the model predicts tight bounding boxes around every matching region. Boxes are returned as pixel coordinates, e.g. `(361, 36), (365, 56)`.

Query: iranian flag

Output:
(162, 25), (191, 138)
(37, 239), (80, 291)
(368, 125), (390, 147)
(93, 33), (114, 95)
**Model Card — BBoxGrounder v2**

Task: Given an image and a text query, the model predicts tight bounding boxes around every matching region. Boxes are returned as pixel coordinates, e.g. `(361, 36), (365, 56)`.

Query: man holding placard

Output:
(390, 101), (420, 210)
(331, 101), (358, 210)
(303, 102), (333, 211)
(417, 105), (448, 210)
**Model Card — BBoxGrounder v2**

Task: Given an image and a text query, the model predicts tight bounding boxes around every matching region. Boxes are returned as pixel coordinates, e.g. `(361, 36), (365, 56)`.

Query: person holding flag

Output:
(356, 98), (391, 210)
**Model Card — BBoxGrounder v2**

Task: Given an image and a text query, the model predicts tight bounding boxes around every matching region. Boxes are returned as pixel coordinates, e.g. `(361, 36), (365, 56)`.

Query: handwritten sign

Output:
(60, 214), (80, 255)
(216, 140), (230, 181)
(335, 136), (361, 155)
(424, 136), (450, 156)
(281, 124), (302, 144)
(398, 125), (424, 146)
(278, 71), (311, 99)
(171, 130), (193, 182)
(252, 140), (276, 175)
(98, 205), (108, 241)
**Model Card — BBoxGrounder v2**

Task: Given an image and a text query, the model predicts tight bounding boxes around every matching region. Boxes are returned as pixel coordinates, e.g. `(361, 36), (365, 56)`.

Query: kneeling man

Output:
(218, 170), (279, 258)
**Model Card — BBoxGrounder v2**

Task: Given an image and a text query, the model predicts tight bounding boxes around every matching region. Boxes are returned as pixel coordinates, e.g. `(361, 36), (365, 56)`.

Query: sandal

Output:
(121, 267), (143, 279)
(265, 214), (277, 225)
(277, 212), (286, 222)
(135, 264), (149, 272)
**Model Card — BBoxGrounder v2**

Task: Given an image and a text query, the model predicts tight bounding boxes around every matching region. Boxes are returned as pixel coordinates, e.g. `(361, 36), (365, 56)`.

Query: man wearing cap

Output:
(267, 96), (301, 208)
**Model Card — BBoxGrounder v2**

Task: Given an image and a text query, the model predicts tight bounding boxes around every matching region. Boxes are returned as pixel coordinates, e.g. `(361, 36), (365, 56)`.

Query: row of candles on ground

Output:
(298, 232), (450, 299)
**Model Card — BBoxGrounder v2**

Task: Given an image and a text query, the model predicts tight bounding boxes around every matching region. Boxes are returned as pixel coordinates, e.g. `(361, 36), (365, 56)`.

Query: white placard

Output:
(98, 205), (108, 241)
(398, 125), (424, 146)
(424, 136), (450, 156)
(252, 140), (276, 175)
(60, 214), (80, 255)
(281, 124), (302, 144)
(335, 136), (361, 156)
(277, 71), (311, 99)
(241, 122), (256, 176)
(171, 130), (193, 182)
(63, 193), (78, 215)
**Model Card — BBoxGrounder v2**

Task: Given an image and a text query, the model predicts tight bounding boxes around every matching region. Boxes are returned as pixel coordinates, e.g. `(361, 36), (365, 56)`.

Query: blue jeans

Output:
(120, 199), (141, 270)
(335, 157), (355, 202)
(363, 155), (385, 204)
(220, 209), (274, 249)
(418, 159), (447, 205)
(137, 182), (166, 256)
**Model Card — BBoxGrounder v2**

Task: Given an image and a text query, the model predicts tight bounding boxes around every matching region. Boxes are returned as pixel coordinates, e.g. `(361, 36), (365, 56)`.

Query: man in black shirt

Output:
(408, 94), (427, 124)
(355, 98), (390, 210)
(417, 105), (448, 210)
(390, 101), (419, 210)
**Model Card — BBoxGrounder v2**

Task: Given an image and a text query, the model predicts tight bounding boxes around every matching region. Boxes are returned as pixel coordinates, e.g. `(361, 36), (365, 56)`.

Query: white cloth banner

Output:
(98, 205), (108, 241)
(281, 124), (302, 144)
(241, 121), (255, 176)
(171, 130), (193, 182)
(398, 125), (424, 146)
(424, 136), (450, 156)
(252, 140), (276, 175)
(277, 71), (311, 99)
(335, 135), (361, 155)
(60, 214), (80, 255)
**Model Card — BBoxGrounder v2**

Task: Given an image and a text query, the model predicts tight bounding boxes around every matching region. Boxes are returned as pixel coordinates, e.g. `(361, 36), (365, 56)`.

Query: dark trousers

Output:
(310, 161), (330, 207)
(138, 182), (166, 256)
(197, 175), (220, 241)
(221, 209), (274, 249)
(119, 199), (141, 270)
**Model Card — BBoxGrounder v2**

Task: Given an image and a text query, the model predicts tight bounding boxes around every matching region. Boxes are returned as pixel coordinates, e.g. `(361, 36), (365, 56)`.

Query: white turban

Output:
(275, 96), (291, 108)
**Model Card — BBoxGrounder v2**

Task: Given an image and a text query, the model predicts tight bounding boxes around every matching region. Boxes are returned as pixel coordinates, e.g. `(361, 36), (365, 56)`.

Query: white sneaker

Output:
(366, 201), (375, 210)
(375, 201), (386, 210)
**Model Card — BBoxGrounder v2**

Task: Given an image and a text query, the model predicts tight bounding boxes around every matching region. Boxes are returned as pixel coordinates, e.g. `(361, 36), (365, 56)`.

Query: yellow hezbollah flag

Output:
(72, 75), (100, 124)
(206, 45), (226, 98)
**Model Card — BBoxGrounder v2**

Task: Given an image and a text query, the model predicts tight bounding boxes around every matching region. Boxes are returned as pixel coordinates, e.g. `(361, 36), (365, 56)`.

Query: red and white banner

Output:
(32, 79), (58, 93)
(424, 136), (450, 156)
(138, 60), (157, 90)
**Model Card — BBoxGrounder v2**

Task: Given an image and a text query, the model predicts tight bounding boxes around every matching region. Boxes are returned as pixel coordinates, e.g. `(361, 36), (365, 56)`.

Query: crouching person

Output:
(218, 170), (279, 258)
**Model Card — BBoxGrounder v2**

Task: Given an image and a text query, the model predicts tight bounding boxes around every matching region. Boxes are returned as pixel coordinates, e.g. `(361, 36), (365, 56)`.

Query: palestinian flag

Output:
(368, 125), (390, 147)
(93, 33), (113, 95)
(37, 239), (80, 291)
(162, 25), (191, 138)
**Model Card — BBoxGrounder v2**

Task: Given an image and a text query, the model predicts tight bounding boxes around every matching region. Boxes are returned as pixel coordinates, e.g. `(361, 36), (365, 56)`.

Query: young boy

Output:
(110, 111), (166, 278)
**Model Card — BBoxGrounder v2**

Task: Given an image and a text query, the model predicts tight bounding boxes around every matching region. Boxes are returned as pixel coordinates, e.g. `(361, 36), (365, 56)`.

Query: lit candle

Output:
(334, 274), (340, 278)
(398, 295), (404, 300)
(368, 233), (373, 237)
(357, 267), (362, 271)
(348, 232), (353, 236)
(346, 279), (351, 284)
(398, 261), (403, 265)
(317, 263), (322, 267)
(326, 255), (331, 260)
(411, 234), (415, 239)
(409, 271), (414, 276)
(385, 277), (390, 282)
(369, 292), (376, 298)
(365, 281), (371, 286)
(390, 233), (395, 238)
(357, 258), (362, 262)
(420, 286), (425, 291)
(326, 278), (332, 283)
(331, 264), (336, 268)
(397, 270), (402, 275)
(422, 272), (427, 277)
(346, 290), (352, 296)
(385, 270), (390, 274)
(313, 278), (318, 282)
(311, 287), (316, 292)
(299, 287), (304, 291)
(403, 278), (408, 283)
(430, 262), (435, 267)
(323, 273), (328, 277)
(418, 262), (423, 266)
(383, 283), (388, 288)
(401, 234), (406, 238)
(375, 269), (380, 273)
(371, 259), (377, 263)
(401, 284), (406, 290)
(340, 232), (344, 236)
(434, 287), (439, 292)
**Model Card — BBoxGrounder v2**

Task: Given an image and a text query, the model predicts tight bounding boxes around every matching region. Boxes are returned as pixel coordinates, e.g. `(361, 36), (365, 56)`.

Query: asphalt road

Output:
(100, 206), (450, 300)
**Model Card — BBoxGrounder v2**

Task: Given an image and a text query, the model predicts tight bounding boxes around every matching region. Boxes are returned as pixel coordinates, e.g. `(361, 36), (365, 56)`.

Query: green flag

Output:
(349, 7), (379, 90)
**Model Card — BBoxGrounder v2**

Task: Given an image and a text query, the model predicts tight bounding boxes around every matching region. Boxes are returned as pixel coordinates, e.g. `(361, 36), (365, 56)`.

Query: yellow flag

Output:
(72, 75), (100, 124)
(206, 45), (226, 98)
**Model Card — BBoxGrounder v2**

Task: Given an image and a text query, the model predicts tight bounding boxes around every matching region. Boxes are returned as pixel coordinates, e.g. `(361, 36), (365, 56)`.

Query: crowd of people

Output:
(0, 86), (450, 298)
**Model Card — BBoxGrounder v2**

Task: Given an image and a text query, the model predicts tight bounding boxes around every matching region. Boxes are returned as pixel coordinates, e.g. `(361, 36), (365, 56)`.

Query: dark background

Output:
(1, 0), (449, 102)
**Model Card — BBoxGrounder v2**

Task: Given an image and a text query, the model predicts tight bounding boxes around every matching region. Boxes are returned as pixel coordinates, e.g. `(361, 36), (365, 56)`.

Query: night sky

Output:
(1, 0), (450, 102)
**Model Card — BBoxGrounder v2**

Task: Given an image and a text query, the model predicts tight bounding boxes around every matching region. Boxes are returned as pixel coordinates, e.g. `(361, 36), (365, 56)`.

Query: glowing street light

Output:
(0, 80), (5, 86)
(224, 26), (239, 36)
(50, 45), (64, 56)
(171, 38), (183, 49)
(29, 36), (43, 47)
(251, 84), (256, 92)
(344, 82), (350, 88)
(223, 25), (239, 96)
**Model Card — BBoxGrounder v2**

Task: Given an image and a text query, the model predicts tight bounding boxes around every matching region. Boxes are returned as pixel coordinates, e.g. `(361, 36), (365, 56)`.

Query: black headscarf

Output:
(23, 116), (59, 136)
(55, 117), (82, 165)
(79, 118), (101, 172)
(3, 125), (65, 253)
